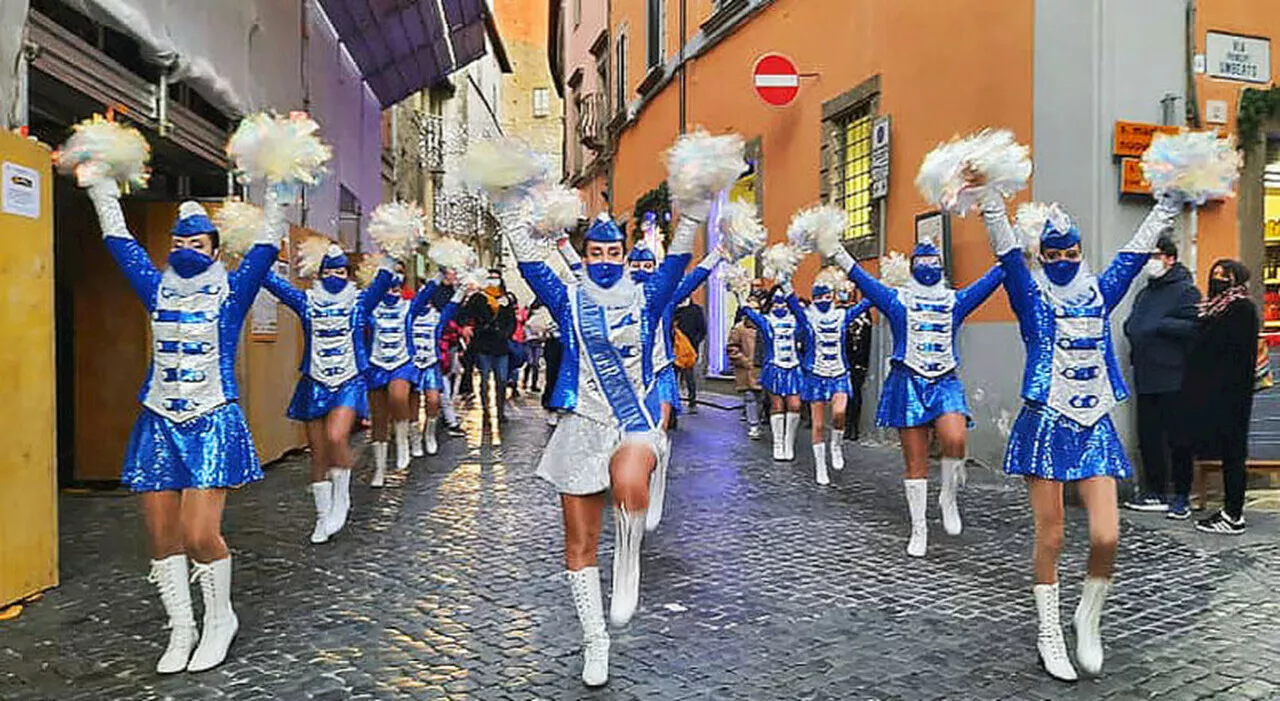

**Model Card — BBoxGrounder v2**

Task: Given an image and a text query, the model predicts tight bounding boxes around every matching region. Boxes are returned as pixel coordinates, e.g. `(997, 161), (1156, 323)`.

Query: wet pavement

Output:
(3, 391), (1280, 700)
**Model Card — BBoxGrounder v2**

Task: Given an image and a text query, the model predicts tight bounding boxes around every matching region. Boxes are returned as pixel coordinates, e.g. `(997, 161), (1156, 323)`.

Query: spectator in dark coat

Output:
(1183, 259), (1260, 535)
(462, 270), (518, 422)
(674, 296), (708, 412)
(1121, 236), (1201, 515)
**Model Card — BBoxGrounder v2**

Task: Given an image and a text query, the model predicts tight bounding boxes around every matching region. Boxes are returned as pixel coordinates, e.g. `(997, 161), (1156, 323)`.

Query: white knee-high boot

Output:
(812, 443), (830, 486)
(904, 479), (928, 557)
(1074, 577), (1111, 675)
(567, 567), (610, 687)
(424, 417), (439, 455)
(939, 457), (965, 535)
(410, 421), (425, 457)
(186, 557), (239, 672)
(609, 507), (646, 627)
(645, 443), (670, 533)
(830, 428), (845, 470)
(327, 467), (352, 535)
(770, 414), (786, 461)
(309, 481), (333, 544)
(147, 555), (197, 674)
(1034, 583), (1078, 681)
(784, 413), (801, 461)
(370, 442), (388, 488)
(394, 420), (411, 470)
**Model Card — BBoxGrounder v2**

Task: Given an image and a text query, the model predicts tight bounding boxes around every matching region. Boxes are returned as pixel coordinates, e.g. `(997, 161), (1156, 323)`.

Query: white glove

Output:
(87, 178), (130, 240)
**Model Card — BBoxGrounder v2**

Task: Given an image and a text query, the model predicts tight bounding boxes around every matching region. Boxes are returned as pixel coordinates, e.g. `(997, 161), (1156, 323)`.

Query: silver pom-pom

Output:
(879, 251), (912, 288)
(717, 200), (767, 262)
(787, 204), (846, 255)
(915, 128), (1031, 216)
(530, 183), (584, 240)
(721, 263), (754, 297)
(212, 200), (264, 265)
(762, 242), (801, 281)
(296, 236), (336, 279)
(227, 112), (333, 193)
(462, 138), (550, 202)
(665, 129), (747, 206)
(1140, 130), (1241, 205)
(368, 201), (427, 261)
(54, 114), (151, 190)
(429, 236), (478, 271)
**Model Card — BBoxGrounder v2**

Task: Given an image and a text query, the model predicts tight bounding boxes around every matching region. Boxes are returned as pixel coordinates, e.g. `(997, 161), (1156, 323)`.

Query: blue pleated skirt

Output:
(801, 373), (853, 402)
(876, 363), (971, 429)
(654, 365), (683, 414)
(287, 375), (369, 422)
(122, 403), (263, 493)
(1003, 403), (1131, 482)
(365, 362), (417, 390)
(761, 364), (805, 397)
(413, 364), (445, 393)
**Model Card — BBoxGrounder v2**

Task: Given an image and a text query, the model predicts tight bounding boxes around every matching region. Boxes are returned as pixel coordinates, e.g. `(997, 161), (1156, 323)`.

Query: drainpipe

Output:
(300, 0), (312, 228)
(1184, 0), (1201, 276)
(678, 0), (687, 135)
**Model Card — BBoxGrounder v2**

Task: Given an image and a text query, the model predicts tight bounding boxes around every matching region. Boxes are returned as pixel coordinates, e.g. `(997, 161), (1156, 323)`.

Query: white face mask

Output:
(1143, 258), (1168, 278)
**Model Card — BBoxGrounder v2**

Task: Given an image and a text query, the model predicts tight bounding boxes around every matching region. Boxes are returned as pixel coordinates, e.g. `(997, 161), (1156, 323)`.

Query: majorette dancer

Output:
(364, 273), (417, 486)
(406, 270), (466, 461)
(625, 240), (721, 532)
(781, 270), (871, 485)
(739, 287), (804, 462)
(828, 239), (1004, 556)
(88, 179), (285, 673)
(263, 245), (396, 544)
(503, 198), (708, 687)
(979, 192), (1182, 681)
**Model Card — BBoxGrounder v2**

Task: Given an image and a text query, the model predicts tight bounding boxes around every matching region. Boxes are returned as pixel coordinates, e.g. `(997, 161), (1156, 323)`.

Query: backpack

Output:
(673, 328), (697, 370)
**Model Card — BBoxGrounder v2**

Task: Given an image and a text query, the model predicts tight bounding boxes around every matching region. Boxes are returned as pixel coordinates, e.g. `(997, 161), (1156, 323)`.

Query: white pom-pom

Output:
(297, 236), (336, 279)
(717, 200), (767, 262)
(762, 243), (802, 281)
(227, 112), (333, 193)
(368, 201), (426, 261)
(355, 256), (384, 288)
(54, 115), (151, 189)
(787, 205), (846, 255)
(212, 200), (265, 264)
(915, 128), (1031, 215)
(1140, 130), (1241, 205)
(721, 263), (754, 297)
(665, 129), (747, 206)
(1015, 202), (1074, 256)
(879, 251), (912, 288)
(462, 138), (549, 202)
(813, 266), (846, 292)
(530, 183), (583, 238)
(429, 236), (478, 271)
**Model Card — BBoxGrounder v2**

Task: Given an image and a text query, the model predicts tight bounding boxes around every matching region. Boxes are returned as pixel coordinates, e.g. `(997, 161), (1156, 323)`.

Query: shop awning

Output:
(317, 0), (508, 108)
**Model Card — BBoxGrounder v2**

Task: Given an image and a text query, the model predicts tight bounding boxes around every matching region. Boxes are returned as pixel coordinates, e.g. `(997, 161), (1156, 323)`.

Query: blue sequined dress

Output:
(264, 267), (394, 421)
(840, 259), (1004, 428)
(788, 294), (872, 402)
(407, 281), (462, 393)
(742, 306), (806, 397)
(980, 198), (1180, 481)
(103, 216), (279, 493)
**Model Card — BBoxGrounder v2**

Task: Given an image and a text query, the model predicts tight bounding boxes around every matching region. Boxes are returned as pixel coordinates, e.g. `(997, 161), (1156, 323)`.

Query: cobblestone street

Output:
(4, 392), (1280, 701)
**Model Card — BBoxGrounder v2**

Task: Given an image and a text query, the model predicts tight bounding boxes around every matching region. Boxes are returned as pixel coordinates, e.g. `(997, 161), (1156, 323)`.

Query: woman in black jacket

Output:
(1180, 259), (1260, 535)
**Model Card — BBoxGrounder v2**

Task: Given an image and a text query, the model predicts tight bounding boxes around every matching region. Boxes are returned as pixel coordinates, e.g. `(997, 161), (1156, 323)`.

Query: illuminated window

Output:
(835, 111), (873, 243)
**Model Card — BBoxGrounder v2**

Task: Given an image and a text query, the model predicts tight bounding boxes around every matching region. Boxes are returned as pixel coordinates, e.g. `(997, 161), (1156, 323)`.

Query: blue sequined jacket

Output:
(263, 268), (394, 379)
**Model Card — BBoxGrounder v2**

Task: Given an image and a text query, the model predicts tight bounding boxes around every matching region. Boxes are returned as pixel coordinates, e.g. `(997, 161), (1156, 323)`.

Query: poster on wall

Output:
(250, 259), (289, 341)
(2, 161), (39, 219)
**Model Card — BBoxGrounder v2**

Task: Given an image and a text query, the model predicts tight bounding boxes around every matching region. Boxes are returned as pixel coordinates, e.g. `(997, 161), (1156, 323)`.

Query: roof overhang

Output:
(317, 0), (502, 108)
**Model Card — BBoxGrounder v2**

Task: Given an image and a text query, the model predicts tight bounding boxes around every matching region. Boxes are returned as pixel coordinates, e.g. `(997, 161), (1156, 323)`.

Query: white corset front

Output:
(412, 308), (441, 369)
(768, 315), (799, 369)
(901, 287), (957, 378)
(569, 287), (648, 427)
(1046, 290), (1115, 426)
(807, 306), (847, 377)
(307, 285), (359, 388)
(370, 298), (411, 370)
(143, 264), (229, 422)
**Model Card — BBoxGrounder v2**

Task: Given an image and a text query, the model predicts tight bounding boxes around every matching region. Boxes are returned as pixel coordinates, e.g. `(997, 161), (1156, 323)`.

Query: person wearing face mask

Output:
(829, 239), (1004, 557)
(263, 243), (397, 545)
(462, 271), (518, 423)
(405, 269), (467, 461)
(780, 271), (872, 486)
(739, 285), (805, 462)
(87, 178), (286, 674)
(363, 274), (419, 486)
(501, 199), (706, 688)
(1181, 260), (1260, 535)
(979, 190), (1182, 682)
(1121, 236), (1201, 516)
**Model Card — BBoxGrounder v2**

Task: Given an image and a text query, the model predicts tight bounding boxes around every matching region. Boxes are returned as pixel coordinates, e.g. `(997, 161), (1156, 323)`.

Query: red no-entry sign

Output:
(753, 53), (800, 107)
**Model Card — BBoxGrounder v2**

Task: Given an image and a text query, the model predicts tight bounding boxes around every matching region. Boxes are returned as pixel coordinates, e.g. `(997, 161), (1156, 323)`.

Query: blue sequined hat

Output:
(585, 213), (625, 244)
(321, 243), (348, 270)
(1040, 219), (1081, 251)
(912, 239), (941, 259)
(627, 244), (657, 263)
(811, 284), (832, 297)
(172, 201), (216, 237)
(391, 274), (405, 287)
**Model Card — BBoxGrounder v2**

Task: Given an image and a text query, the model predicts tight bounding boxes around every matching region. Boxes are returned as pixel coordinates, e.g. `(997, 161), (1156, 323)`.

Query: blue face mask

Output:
(912, 263), (942, 287)
(771, 303), (788, 317)
(814, 299), (832, 313)
(321, 275), (348, 294)
(1042, 259), (1080, 286)
(168, 248), (214, 279)
(383, 292), (400, 306)
(587, 262), (624, 288)
(630, 269), (653, 284)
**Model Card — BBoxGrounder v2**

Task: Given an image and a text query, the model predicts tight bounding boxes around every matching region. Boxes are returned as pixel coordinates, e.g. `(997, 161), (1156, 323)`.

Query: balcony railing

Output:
(577, 92), (608, 151)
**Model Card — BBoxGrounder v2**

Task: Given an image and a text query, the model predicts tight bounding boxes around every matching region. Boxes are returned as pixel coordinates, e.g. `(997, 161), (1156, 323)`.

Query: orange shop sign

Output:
(1113, 121), (1181, 158)
(1120, 158), (1152, 195)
